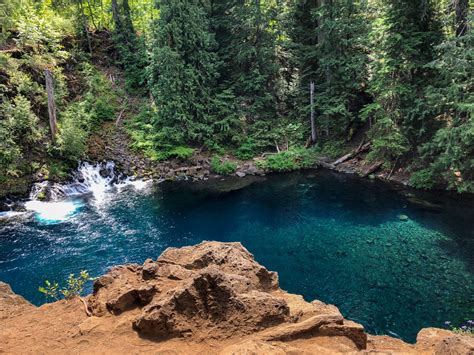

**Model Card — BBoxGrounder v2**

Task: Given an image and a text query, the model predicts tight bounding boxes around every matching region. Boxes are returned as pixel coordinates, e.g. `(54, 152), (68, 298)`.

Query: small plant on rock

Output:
(39, 270), (95, 301)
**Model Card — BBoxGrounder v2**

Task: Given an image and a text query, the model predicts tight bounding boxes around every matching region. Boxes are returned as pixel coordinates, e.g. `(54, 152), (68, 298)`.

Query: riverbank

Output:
(1, 241), (472, 354)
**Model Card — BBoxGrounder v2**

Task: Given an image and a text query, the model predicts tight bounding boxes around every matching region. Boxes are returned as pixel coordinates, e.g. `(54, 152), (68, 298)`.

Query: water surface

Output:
(0, 170), (473, 342)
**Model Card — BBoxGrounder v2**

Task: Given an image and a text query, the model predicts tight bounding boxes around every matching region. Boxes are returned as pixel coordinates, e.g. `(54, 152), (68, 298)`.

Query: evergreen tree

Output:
(364, 0), (443, 161)
(313, 0), (370, 139)
(111, 0), (147, 92)
(211, 0), (281, 150)
(288, 0), (369, 142)
(148, 0), (220, 149)
(287, 0), (320, 131)
(415, 15), (474, 192)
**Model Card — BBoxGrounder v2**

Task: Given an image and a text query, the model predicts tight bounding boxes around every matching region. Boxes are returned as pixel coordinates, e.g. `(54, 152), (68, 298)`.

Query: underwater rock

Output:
(398, 214), (409, 221)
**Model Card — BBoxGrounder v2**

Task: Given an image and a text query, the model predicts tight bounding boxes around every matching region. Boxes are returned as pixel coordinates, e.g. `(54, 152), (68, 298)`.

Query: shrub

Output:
(320, 140), (346, 159)
(39, 270), (94, 301)
(259, 148), (317, 172)
(167, 146), (195, 160)
(410, 168), (436, 190)
(56, 103), (89, 160)
(0, 95), (43, 176)
(235, 139), (257, 160)
(211, 156), (237, 175)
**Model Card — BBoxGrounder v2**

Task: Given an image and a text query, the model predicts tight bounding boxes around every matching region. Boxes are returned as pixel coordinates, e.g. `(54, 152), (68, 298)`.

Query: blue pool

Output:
(0, 170), (473, 342)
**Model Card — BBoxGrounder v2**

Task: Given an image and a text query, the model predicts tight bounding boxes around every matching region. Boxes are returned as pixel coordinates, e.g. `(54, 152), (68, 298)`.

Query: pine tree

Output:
(288, 0), (370, 143)
(287, 0), (320, 131)
(415, 15), (474, 192)
(211, 0), (281, 150)
(111, 0), (147, 92)
(148, 0), (220, 149)
(364, 0), (443, 161)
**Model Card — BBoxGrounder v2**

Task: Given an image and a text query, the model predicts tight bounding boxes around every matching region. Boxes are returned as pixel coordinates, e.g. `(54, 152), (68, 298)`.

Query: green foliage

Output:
(319, 140), (346, 159)
(148, 0), (219, 148)
(56, 64), (117, 161)
(235, 139), (258, 160)
(258, 148), (317, 172)
(210, 156), (238, 175)
(1, 0), (473, 195)
(38, 280), (60, 301)
(365, 0), (442, 149)
(56, 103), (89, 160)
(366, 114), (410, 163)
(410, 169), (437, 190)
(287, 0), (370, 140)
(0, 95), (42, 177)
(39, 270), (95, 301)
(111, 0), (148, 93)
(415, 16), (474, 193)
(445, 320), (474, 336)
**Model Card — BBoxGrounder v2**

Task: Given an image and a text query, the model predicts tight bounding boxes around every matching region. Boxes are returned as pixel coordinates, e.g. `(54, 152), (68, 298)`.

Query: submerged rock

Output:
(398, 214), (409, 221)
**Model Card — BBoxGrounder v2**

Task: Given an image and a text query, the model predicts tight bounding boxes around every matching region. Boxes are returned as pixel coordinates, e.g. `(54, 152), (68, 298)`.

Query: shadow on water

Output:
(0, 169), (473, 343)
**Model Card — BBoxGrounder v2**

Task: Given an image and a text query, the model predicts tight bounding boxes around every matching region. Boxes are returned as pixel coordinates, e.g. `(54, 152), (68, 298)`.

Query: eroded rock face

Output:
(0, 282), (34, 320)
(88, 242), (287, 340)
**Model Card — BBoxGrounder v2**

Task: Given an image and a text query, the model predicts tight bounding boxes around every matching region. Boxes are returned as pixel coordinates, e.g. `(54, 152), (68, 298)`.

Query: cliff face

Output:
(1, 241), (472, 354)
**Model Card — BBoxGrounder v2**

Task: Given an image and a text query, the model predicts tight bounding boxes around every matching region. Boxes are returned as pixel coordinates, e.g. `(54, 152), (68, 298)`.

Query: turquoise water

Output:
(0, 170), (473, 342)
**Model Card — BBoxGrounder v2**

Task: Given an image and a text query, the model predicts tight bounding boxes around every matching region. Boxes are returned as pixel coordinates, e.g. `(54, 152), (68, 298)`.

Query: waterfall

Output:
(22, 161), (149, 223)
(28, 161), (149, 202)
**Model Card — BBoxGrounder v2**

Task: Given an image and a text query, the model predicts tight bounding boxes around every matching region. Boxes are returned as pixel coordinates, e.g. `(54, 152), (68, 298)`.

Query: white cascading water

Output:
(23, 161), (149, 223)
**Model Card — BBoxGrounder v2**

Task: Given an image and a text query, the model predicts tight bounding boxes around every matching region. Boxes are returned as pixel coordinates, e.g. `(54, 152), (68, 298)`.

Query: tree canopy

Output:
(1, 0), (472, 192)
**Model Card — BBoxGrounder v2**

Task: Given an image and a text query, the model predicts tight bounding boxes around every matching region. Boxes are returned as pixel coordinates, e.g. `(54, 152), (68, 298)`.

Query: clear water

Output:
(0, 170), (473, 342)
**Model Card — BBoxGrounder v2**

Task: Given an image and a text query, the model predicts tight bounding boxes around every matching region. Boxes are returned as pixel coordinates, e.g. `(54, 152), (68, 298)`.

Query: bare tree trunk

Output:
(455, 0), (469, 36)
(44, 70), (57, 142)
(310, 81), (316, 144)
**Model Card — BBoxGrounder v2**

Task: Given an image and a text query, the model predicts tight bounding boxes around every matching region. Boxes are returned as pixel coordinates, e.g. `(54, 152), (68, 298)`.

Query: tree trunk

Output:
(123, 0), (135, 35)
(111, 0), (123, 32)
(455, 0), (469, 36)
(310, 81), (317, 144)
(44, 70), (57, 142)
(78, 1), (92, 53)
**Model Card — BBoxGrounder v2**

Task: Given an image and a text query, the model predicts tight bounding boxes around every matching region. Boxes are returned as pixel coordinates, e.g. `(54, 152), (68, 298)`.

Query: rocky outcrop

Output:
(0, 282), (34, 320)
(1, 241), (473, 354)
(87, 242), (288, 340)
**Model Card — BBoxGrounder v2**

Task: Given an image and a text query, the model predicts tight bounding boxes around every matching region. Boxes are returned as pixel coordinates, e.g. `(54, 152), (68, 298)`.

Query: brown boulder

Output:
(133, 266), (289, 339)
(158, 241), (279, 291)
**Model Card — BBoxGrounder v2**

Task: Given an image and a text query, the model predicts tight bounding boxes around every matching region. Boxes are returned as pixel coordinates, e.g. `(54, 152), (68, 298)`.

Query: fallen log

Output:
(333, 152), (354, 166)
(333, 142), (371, 166)
(361, 162), (383, 177)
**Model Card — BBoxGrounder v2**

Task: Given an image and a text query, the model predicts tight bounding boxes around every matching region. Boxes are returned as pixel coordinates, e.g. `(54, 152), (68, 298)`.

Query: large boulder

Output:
(133, 266), (289, 339)
(88, 242), (287, 340)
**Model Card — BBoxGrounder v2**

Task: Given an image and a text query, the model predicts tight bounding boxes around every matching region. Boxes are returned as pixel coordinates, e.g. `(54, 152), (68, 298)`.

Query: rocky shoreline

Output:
(1, 241), (473, 354)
